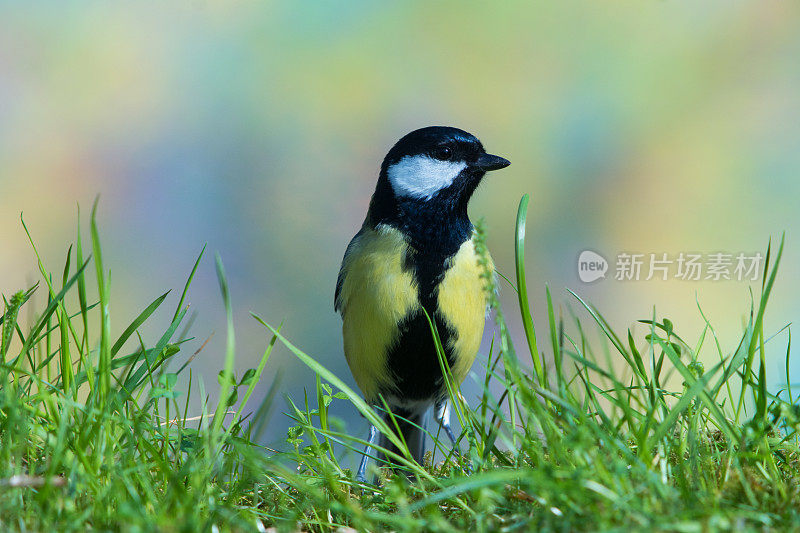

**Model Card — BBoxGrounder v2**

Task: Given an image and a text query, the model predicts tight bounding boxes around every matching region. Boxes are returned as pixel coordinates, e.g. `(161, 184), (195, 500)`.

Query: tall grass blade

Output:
(514, 194), (545, 387)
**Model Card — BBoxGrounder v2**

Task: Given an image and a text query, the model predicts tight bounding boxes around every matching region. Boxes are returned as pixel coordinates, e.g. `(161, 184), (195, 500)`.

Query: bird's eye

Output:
(431, 146), (452, 161)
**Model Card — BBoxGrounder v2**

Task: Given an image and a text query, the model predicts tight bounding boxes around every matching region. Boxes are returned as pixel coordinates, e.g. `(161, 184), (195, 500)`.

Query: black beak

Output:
(472, 153), (510, 172)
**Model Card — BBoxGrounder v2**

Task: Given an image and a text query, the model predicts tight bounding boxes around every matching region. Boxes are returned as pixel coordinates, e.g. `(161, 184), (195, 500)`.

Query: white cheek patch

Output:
(386, 155), (467, 200)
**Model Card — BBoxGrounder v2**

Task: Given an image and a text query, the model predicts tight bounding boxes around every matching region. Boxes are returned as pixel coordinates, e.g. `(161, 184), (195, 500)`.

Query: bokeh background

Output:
(1, 2), (798, 453)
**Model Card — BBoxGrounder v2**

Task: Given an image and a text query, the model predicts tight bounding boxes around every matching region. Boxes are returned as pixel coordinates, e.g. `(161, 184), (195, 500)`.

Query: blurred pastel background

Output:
(1, 2), (798, 449)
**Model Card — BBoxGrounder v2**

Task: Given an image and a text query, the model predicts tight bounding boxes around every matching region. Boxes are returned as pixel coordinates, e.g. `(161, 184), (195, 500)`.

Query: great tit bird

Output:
(334, 126), (509, 481)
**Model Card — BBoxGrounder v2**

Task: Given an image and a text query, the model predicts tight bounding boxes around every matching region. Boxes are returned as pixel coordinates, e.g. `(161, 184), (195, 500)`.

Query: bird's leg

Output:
(356, 423), (380, 484)
(434, 400), (459, 447)
(434, 400), (473, 473)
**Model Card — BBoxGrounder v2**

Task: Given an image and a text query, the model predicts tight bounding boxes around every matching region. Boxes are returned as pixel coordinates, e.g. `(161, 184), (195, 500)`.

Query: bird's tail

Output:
(376, 409), (428, 474)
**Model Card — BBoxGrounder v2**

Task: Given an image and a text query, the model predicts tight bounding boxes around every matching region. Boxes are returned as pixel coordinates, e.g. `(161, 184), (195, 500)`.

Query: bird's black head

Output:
(380, 126), (509, 202)
(368, 127), (509, 246)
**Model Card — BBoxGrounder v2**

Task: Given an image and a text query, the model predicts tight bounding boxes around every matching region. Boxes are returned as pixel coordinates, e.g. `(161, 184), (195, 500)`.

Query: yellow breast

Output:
(337, 225), (494, 402)
(436, 238), (493, 385)
(337, 225), (420, 400)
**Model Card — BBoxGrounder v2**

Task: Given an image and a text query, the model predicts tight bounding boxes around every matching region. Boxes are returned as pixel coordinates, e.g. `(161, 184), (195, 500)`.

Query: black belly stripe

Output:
(383, 243), (464, 402)
(384, 308), (458, 402)
(377, 201), (475, 403)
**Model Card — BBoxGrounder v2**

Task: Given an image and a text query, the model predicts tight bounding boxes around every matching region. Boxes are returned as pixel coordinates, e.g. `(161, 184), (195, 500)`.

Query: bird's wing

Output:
(335, 227), (366, 313)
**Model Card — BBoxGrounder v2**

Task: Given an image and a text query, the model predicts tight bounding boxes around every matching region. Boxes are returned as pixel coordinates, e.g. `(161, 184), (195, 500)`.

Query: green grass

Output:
(1, 196), (798, 531)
